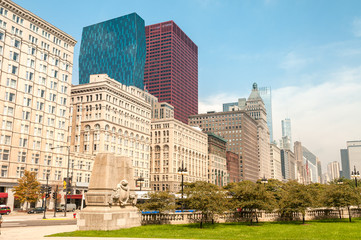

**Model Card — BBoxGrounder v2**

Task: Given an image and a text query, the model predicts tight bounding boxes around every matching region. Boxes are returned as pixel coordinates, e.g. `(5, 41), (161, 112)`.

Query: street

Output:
(1, 211), (76, 227)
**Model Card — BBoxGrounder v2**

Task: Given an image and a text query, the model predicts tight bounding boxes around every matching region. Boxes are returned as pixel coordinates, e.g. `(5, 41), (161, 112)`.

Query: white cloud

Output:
(199, 93), (239, 114)
(199, 66), (361, 171)
(272, 68), (361, 170)
(352, 17), (361, 37)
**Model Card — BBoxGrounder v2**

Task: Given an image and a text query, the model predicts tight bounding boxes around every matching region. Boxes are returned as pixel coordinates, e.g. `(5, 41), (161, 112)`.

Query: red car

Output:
(0, 206), (11, 215)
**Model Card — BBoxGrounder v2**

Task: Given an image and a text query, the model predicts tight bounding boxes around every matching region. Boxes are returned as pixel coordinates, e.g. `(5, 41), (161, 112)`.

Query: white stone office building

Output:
(0, 0), (76, 209)
(270, 143), (282, 181)
(150, 102), (208, 192)
(69, 74), (155, 194)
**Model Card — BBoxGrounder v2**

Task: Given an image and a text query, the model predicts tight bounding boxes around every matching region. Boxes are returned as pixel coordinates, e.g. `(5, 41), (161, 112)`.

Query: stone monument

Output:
(77, 153), (141, 230)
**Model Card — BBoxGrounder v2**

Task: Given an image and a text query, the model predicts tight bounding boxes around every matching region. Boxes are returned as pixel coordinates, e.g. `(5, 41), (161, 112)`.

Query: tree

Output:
(278, 181), (313, 224)
(12, 171), (41, 210)
(137, 191), (176, 213)
(226, 181), (275, 224)
(323, 183), (360, 222)
(306, 183), (326, 208)
(184, 181), (230, 228)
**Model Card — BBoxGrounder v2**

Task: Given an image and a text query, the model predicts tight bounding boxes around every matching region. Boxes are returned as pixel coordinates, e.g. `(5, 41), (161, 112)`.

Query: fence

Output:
(141, 208), (361, 225)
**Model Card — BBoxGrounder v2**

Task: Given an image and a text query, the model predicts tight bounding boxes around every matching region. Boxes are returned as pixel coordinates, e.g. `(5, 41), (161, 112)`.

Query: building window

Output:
(1, 166), (8, 177)
(16, 167), (25, 178)
(0, 149), (9, 161)
(18, 151), (26, 162)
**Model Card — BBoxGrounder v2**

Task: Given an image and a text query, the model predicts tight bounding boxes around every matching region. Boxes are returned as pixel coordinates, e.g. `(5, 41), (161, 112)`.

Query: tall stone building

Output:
(245, 83), (271, 179)
(294, 141), (305, 183)
(226, 151), (240, 183)
(189, 110), (258, 182)
(150, 102), (208, 192)
(207, 133), (228, 186)
(270, 143), (282, 181)
(70, 74), (154, 192)
(0, 0), (76, 209)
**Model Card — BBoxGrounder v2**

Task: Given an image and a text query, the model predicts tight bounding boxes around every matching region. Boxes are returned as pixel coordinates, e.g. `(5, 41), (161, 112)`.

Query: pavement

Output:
(0, 212), (191, 240)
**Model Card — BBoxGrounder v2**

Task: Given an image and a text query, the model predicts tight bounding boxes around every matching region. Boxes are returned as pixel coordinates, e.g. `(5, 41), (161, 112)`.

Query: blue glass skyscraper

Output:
(79, 13), (146, 89)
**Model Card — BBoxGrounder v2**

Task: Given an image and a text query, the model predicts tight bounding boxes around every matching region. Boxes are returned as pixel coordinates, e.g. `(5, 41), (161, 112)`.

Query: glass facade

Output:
(282, 118), (292, 149)
(259, 86), (273, 143)
(79, 13), (146, 89)
(222, 102), (237, 112)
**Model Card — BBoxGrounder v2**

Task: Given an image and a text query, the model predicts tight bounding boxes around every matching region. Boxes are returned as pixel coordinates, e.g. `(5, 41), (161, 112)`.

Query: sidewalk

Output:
(1, 224), (190, 240)
(2, 211), (75, 222)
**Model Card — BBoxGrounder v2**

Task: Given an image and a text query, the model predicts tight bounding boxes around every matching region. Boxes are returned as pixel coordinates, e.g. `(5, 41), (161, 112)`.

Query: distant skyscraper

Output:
(340, 149), (350, 179)
(144, 21), (198, 124)
(281, 118), (292, 150)
(223, 102), (237, 112)
(327, 161), (340, 181)
(259, 87), (273, 143)
(79, 13), (146, 88)
(302, 146), (319, 183)
(340, 140), (361, 179)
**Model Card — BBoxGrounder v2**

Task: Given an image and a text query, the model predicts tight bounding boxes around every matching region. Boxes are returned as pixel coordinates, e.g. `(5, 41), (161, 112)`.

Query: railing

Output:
(141, 208), (359, 225)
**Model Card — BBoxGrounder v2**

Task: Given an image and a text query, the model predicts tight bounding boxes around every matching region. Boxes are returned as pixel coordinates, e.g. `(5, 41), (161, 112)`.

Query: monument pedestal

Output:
(77, 153), (141, 231)
(78, 206), (141, 231)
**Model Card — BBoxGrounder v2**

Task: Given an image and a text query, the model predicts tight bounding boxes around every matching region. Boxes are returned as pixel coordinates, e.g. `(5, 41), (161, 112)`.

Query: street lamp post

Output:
(351, 166), (360, 187)
(261, 175), (268, 187)
(178, 161), (187, 213)
(136, 177), (144, 191)
(43, 175), (49, 219)
(51, 146), (70, 217)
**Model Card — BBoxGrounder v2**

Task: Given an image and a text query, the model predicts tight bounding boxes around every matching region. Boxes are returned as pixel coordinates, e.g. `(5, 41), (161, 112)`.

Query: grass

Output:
(48, 218), (361, 239)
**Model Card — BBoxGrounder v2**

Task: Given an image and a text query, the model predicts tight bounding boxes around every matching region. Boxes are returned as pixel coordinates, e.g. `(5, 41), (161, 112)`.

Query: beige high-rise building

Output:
(245, 83), (271, 179)
(0, 0), (76, 209)
(327, 161), (340, 181)
(294, 141), (305, 183)
(281, 149), (296, 181)
(150, 102), (208, 192)
(207, 133), (228, 187)
(69, 74), (154, 193)
(270, 143), (282, 181)
(189, 110), (258, 182)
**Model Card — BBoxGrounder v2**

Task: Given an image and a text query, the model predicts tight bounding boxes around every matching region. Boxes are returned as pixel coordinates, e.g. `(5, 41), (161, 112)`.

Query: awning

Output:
(66, 194), (82, 199)
(0, 193), (8, 198)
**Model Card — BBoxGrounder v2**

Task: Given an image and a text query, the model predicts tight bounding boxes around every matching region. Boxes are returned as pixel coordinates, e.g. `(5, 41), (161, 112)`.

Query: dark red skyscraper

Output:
(144, 21), (198, 123)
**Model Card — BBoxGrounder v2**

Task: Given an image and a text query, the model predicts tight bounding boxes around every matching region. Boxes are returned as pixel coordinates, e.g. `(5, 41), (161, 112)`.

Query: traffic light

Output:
(52, 192), (56, 199)
(47, 186), (52, 194)
(45, 193), (50, 198)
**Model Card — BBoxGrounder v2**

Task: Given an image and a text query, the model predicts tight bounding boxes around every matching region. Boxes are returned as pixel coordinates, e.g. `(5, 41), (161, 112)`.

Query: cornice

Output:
(0, 0), (77, 46)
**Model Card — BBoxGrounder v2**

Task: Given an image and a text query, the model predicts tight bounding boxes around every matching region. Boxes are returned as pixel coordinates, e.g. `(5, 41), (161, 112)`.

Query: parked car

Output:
(0, 206), (11, 215)
(56, 203), (76, 212)
(27, 207), (45, 214)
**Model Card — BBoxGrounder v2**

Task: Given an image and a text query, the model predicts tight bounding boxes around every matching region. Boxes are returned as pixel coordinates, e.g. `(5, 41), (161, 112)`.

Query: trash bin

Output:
(73, 213), (76, 218)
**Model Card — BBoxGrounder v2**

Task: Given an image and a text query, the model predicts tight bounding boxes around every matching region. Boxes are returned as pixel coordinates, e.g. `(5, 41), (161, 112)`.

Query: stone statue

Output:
(109, 180), (130, 206)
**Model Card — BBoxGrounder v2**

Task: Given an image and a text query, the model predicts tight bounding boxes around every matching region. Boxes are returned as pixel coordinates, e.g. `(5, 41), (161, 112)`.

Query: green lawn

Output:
(49, 218), (361, 239)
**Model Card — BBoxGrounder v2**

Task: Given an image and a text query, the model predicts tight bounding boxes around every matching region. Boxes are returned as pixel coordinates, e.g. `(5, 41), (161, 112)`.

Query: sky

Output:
(13, 0), (361, 171)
